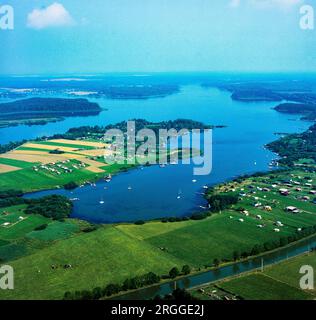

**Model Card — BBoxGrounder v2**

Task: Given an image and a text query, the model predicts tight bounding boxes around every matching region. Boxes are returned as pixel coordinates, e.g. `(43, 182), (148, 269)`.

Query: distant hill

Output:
(0, 98), (102, 121)
(274, 103), (316, 121)
(231, 89), (283, 102)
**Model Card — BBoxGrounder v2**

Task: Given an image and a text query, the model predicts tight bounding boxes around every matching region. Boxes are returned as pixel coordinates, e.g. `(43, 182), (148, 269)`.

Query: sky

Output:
(0, 0), (315, 74)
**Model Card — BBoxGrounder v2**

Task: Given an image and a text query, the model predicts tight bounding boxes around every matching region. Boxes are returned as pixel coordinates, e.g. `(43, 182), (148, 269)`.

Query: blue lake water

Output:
(3, 85), (311, 223)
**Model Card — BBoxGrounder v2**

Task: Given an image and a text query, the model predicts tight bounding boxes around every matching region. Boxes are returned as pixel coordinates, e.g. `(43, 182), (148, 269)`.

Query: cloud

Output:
(27, 2), (75, 29)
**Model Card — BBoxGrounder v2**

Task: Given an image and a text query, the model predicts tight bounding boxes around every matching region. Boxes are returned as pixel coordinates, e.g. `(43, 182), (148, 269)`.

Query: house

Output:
(256, 215), (263, 220)
(239, 218), (244, 223)
(286, 206), (298, 212)
(264, 206), (272, 211)
(309, 190), (316, 195)
(286, 206), (300, 214)
(275, 221), (284, 227)
(295, 188), (302, 192)
(302, 196), (310, 201)
(279, 188), (289, 196)
(274, 228), (280, 233)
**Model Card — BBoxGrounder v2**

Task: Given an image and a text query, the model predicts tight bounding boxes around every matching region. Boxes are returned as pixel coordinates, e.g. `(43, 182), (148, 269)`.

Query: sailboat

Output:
(177, 189), (182, 199)
(105, 174), (112, 183)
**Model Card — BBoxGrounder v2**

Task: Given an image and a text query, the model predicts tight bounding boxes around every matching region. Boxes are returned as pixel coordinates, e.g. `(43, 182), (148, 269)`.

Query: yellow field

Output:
(0, 163), (22, 173)
(0, 152), (68, 164)
(76, 149), (111, 157)
(85, 166), (105, 173)
(23, 143), (78, 153)
(0, 139), (111, 175)
(49, 139), (108, 148)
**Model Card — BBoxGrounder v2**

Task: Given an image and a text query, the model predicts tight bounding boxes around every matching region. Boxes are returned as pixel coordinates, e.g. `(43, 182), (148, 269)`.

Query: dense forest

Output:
(0, 192), (72, 221)
(25, 195), (73, 220)
(50, 119), (213, 140)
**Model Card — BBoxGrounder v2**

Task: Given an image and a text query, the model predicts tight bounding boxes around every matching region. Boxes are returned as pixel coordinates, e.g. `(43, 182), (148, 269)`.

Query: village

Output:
(217, 169), (316, 236)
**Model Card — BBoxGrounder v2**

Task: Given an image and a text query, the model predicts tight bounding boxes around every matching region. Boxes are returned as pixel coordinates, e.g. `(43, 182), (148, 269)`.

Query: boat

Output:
(203, 185), (208, 189)
(70, 198), (79, 201)
(192, 179), (197, 183)
(99, 200), (105, 204)
(128, 186), (132, 190)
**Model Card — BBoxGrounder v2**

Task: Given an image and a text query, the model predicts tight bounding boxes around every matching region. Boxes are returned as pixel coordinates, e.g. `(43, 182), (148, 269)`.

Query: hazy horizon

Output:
(1, 0), (315, 74)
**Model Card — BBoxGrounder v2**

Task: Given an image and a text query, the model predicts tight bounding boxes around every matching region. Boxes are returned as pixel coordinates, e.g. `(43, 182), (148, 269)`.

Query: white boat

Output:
(203, 185), (208, 189)
(99, 200), (105, 204)
(192, 179), (197, 183)
(128, 186), (132, 190)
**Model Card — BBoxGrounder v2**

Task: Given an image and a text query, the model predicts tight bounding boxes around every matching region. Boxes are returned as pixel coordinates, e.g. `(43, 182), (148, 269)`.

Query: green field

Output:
(214, 252), (316, 300)
(0, 226), (186, 300)
(0, 166), (98, 192)
(0, 158), (36, 169)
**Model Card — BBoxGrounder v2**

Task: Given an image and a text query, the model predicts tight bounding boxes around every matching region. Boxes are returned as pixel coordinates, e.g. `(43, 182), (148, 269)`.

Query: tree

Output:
(104, 283), (121, 297)
(169, 267), (180, 279)
(233, 250), (240, 261)
(213, 259), (220, 268)
(182, 265), (191, 275)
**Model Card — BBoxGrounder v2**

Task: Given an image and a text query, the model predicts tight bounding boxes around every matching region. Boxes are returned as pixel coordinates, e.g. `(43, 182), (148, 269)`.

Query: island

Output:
(0, 118), (214, 192)
(0, 97), (102, 128)
(274, 103), (316, 121)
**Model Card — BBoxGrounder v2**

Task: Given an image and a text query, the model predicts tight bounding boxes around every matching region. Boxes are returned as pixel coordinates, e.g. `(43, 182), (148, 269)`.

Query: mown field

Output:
(214, 252), (316, 300)
(0, 138), (129, 192)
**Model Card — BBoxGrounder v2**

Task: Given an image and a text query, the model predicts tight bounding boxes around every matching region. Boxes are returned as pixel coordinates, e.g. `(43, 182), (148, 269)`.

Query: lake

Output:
(1, 83), (311, 223)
